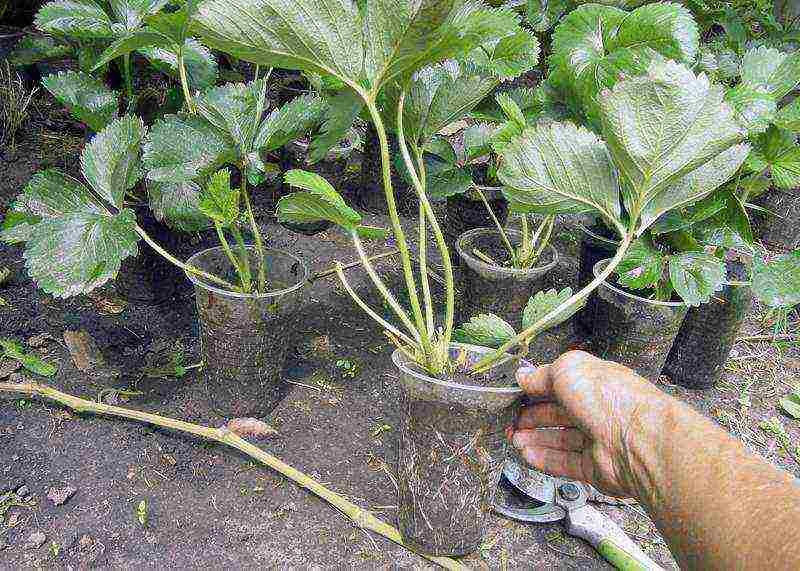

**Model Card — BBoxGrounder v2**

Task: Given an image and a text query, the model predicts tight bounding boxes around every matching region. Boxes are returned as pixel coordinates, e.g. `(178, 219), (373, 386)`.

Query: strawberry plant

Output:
(31, 0), (217, 105)
(0, 72), (345, 296)
(248, 0), (748, 374)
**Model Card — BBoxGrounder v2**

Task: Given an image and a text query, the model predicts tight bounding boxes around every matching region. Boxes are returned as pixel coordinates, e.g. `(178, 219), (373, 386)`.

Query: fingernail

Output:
(516, 365), (537, 378)
(512, 433), (524, 449)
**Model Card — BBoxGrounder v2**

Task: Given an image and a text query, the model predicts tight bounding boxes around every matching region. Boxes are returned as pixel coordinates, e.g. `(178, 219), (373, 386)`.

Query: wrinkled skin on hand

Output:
(509, 350), (674, 498)
(511, 351), (800, 571)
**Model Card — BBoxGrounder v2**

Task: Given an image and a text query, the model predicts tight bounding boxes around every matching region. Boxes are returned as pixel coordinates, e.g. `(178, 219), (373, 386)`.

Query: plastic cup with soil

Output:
(456, 228), (573, 363)
(752, 188), (800, 252)
(186, 246), (308, 418)
(593, 260), (689, 382)
(393, 343), (525, 556)
(664, 260), (753, 389)
(576, 221), (620, 336)
(592, 259), (689, 381)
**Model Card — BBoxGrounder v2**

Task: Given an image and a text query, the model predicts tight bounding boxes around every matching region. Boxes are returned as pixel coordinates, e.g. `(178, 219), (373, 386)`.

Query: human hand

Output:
(509, 350), (674, 498)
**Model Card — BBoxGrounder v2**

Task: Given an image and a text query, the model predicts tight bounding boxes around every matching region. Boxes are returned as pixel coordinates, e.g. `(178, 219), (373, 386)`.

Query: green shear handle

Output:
(566, 503), (663, 571)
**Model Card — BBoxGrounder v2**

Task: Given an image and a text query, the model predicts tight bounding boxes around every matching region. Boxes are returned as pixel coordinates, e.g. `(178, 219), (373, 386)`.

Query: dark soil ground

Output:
(2, 77), (800, 571)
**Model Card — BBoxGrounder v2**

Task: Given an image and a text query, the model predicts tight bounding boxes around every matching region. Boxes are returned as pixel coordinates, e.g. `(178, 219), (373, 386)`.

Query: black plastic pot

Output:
(186, 246), (308, 418)
(444, 186), (509, 266)
(115, 206), (183, 304)
(592, 259), (689, 381)
(456, 228), (572, 363)
(663, 261), (752, 389)
(752, 188), (800, 252)
(393, 343), (524, 556)
(577, 223), (620, 336)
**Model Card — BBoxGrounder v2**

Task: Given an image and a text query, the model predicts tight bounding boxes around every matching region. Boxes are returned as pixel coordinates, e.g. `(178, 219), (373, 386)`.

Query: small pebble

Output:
(16, 485), (29, 497)
(23, 531), (46, 550)
(47, 485), (77, 507)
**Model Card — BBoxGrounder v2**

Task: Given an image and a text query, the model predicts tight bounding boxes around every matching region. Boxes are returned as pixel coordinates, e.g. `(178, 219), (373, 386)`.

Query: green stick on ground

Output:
(0, 381), (468, 571)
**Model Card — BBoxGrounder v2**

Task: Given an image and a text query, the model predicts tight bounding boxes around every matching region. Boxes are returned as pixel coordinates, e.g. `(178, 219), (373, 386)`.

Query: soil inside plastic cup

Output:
(592, 258), (688, 381)
(664, 260), (752, 389)
(393, 344), (525, 556)
(186, 246), (308, 418)
(455, 228), (572, 362)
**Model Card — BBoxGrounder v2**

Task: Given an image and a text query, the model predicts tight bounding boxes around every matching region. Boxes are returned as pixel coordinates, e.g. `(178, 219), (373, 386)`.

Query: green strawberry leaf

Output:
(198, 169), (239, 226)
(616, 238), (664, 290)
(41, 70), (119, 133)
(277, 170), (361, 231)
(143, 113), (237, 183)
(600, 60), (746, 223)
(726, 85), (776, 135)
(147, 179), (209, 232)
(92, 27), (175, 70)
(752, 251), (800, 308)
(498, 121), (622, 228)
(139, 37), (219, 91)
(522, 287), (584, 331)
(747, 127), (800, 190)
(775, 97), (800, 133)
(740, 46), (800, 101)
(35, 0), (116, 40)
(453, 313), (516, 348)
(255, 94), (327, 153)
(668, 252), (726, 306)
(81, 115), (146, 209)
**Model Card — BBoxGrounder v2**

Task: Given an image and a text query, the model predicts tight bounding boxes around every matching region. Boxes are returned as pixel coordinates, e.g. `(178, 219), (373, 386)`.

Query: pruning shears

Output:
(495, 461), (664, 571)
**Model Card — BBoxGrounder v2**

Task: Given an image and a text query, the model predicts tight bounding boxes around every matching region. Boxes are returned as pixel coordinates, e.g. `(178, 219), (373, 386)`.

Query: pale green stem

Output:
(472, 232), (635, 373)
(334, 264), (419, 348)
(519, 214), (530, 264)
(0, 382), (466, 571)
(414, 148), (435, 334)
(230, 224), (253, 292)
(472, 248), (501, 266)
(135, 225), (239, 291)
(396, 95), (456, 344)
(123, 54), (134, 110)
(215, 223), (246, 290)
(350, 231), (422, 345)
(177, 46), (195, 113)
(530, 215), (555, 265)
(476, 186), (516, 263)
(254, 64), (260, 81)
(363, 99), (431, 359)
(240, 163), (267, 293)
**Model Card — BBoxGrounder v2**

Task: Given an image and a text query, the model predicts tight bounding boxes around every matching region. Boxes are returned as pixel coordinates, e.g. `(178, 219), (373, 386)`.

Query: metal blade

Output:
(503, 458), (556, 503)
(494, 503), (567, 523)
(493, 500), (567, 523)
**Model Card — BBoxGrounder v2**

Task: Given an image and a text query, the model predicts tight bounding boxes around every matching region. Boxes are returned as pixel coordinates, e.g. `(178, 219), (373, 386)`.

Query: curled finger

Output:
(517, 402), (575, 429)
(512, 428), (586, 452)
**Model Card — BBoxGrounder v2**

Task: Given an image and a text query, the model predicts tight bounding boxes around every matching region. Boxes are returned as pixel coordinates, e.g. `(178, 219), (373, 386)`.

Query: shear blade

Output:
(494, 500), (567, 523)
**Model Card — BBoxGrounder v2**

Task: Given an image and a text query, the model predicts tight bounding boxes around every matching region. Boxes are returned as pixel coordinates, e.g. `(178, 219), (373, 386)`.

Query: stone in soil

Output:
(225, 418), (277, 439)
(47, 485), (77, 506)
(0, 357), (21, 378)
(23, 531), (46, 550)
(63, 330), (105, 372)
